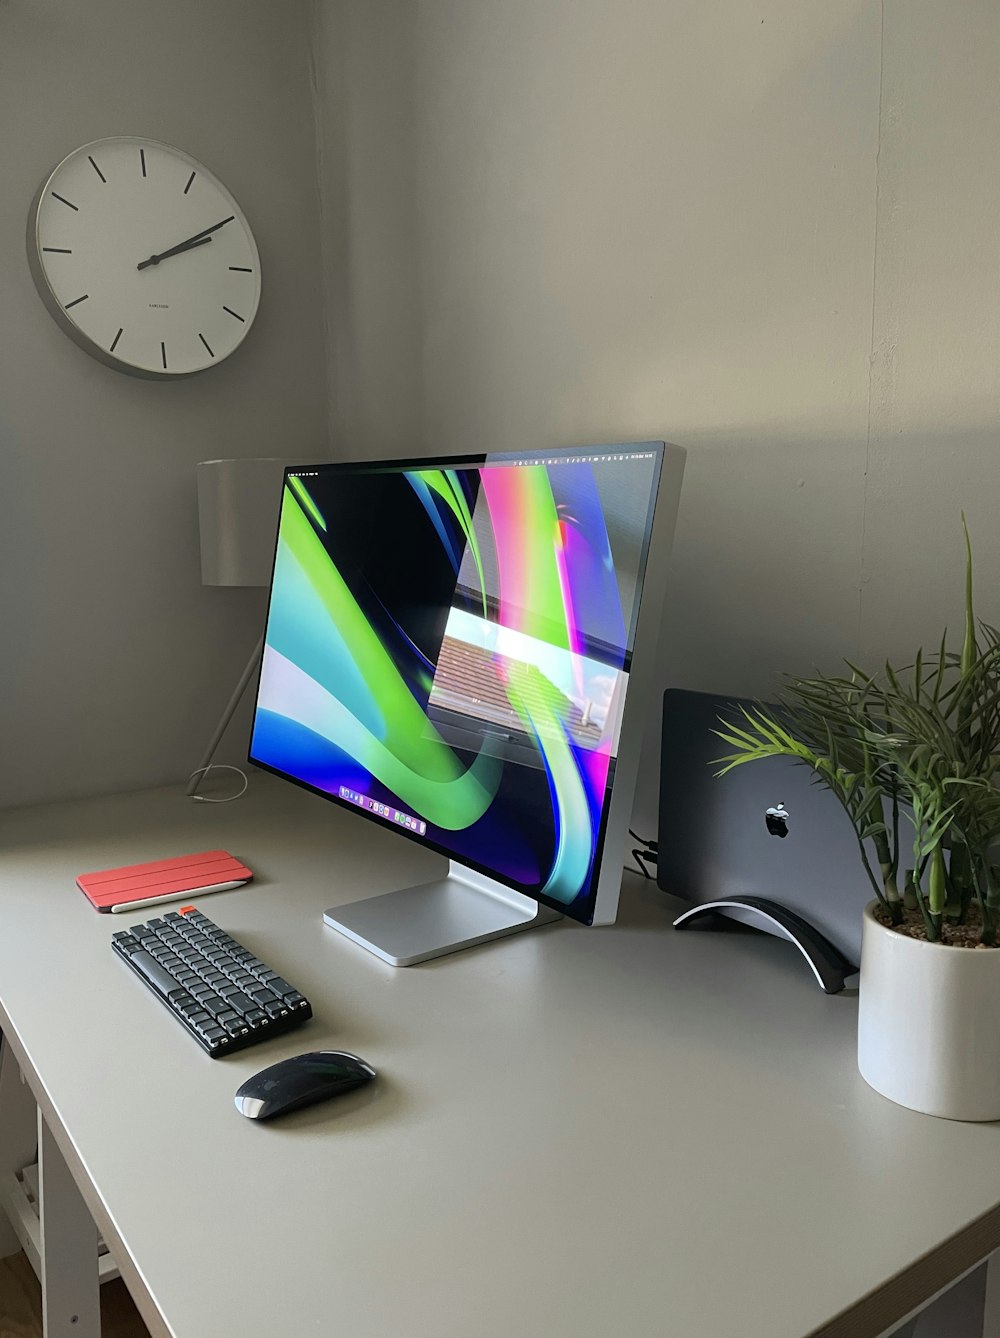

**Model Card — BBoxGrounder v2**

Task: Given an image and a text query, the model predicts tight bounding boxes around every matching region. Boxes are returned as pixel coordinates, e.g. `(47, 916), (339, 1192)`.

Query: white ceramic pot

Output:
(858, 902), (1000, 1121)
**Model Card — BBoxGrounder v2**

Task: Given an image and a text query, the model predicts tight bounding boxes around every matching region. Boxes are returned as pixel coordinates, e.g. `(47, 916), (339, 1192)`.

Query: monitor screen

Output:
(249, 444), (664, 925)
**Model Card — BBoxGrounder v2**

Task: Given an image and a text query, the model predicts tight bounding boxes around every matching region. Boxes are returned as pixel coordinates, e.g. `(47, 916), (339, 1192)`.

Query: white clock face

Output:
(29, 137), (261, 377)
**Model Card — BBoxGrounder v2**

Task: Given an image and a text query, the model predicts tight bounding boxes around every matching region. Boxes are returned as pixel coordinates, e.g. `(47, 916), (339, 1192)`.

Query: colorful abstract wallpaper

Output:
(250, 447), (661, 923)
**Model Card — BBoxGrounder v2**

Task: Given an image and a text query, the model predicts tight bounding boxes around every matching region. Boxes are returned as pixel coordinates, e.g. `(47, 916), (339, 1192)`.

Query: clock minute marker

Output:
(184, 171), (196, 195)
(140, 148), (147, 178)
(52, 192), (78, 211)
(223, 306), (245, 323)
(64, 294), (89, 309)
(111, 328), (123, 353)
(88, 155), (106, 183)
(42, 247), (73, 254)
(161, 342), (167, 370)
(198, 333), (215, 358)
(229, 266), (253, 272)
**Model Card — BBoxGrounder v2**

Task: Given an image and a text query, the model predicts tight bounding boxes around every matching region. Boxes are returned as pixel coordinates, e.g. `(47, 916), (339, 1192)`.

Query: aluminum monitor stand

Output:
(324, 863), (562, 967)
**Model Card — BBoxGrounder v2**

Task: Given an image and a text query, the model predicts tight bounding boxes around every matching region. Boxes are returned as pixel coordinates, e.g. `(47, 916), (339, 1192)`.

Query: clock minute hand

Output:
(136, 214), (235, 272)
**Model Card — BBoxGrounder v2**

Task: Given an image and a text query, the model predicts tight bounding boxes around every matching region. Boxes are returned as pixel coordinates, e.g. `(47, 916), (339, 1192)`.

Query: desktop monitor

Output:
(249, 442), (685, 965)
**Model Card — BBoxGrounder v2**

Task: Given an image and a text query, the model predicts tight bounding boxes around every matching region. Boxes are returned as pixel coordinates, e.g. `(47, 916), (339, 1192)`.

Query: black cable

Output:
(629, 846), (658, 879)
(626, 827), (659, 877)
(629, 828), (658, 853)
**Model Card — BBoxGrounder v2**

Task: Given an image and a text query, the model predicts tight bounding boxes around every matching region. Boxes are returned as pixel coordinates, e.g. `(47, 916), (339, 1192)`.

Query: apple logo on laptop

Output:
(765, 803), (790, 838)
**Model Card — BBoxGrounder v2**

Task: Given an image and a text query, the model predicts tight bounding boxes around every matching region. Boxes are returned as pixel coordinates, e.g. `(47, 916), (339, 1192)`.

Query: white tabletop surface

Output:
(2, 774), (1000, 1338)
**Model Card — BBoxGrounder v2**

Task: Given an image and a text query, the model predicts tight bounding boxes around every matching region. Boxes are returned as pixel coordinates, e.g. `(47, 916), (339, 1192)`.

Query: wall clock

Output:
(27, 137), (261, 378)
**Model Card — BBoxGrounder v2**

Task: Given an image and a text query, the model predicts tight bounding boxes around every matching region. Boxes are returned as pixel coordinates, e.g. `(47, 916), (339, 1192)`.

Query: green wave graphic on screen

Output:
(275, 489), (501, 826)
(502, 660), (591, 903)
(407, 468), (489, 618)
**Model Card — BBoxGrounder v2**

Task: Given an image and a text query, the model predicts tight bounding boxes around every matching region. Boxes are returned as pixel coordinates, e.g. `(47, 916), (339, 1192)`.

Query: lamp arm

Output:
(186, 634), (265, 796)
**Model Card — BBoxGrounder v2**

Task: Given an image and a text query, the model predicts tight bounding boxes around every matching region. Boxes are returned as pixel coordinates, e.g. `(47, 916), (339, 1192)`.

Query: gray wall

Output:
(311, 0), (1000, 845)
(0, 0), (327, 809)
(311, 1), (423, 459)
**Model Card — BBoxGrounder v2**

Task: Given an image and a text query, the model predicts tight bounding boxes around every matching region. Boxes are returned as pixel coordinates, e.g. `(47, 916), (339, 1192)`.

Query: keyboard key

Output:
(200, 995), (227, 1017)
(224, 991), (256, 1015)
(264, 1001), (290, 1019)
(243, 1009), (268, 1029)
(265, 977), (295, 999)
(128, 951), (180, 999)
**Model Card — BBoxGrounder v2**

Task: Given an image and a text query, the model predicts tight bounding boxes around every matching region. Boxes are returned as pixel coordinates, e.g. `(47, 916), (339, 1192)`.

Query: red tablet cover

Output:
(77, 850), (253, 913)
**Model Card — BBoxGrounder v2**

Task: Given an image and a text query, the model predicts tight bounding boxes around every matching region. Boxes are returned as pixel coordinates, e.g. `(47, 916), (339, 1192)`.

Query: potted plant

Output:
(713, 523), (1000, 1120)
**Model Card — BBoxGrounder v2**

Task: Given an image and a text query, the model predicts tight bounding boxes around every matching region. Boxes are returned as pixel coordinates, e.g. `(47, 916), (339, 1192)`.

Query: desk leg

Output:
(984, 1250), (1000, 1338)
(0, 1033), (38, 1259)
(38, 1115), (101, 1338)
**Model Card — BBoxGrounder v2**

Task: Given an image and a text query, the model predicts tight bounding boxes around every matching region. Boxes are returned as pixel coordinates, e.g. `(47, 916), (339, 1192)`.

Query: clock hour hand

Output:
(136, 235), (212, 271)
(136, 214), (235, 272)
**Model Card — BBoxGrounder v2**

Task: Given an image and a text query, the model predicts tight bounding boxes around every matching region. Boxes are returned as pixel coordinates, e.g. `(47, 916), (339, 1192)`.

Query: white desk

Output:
(2, 775), (1000, 1337)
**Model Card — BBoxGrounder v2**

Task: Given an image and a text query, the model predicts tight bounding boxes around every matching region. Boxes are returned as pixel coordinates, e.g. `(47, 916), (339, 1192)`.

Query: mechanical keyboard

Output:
(112, 905), (312, 1056)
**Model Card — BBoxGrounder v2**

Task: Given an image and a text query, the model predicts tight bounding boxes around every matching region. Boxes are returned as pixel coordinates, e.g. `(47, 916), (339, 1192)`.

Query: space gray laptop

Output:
(657, 688), (868, 965)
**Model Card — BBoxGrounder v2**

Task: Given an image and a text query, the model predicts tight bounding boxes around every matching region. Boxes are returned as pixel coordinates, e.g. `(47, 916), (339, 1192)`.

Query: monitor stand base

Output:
(324, 863), (563, 966)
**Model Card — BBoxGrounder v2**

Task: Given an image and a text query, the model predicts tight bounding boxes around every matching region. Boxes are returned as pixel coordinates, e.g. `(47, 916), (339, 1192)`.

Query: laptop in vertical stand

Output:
(657, 688), (867, 964)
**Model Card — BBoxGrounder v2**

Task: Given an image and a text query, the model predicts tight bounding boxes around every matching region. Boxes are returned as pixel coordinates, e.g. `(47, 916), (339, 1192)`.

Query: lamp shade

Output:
(197, 458), (296, 587)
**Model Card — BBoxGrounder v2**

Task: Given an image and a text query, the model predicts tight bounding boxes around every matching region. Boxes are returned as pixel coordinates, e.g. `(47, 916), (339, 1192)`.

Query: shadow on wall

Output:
(630, 423), (1000, 837)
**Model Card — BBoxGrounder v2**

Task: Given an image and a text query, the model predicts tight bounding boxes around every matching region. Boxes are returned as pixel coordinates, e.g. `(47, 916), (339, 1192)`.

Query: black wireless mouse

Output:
(235, 1051), (377, 1121)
